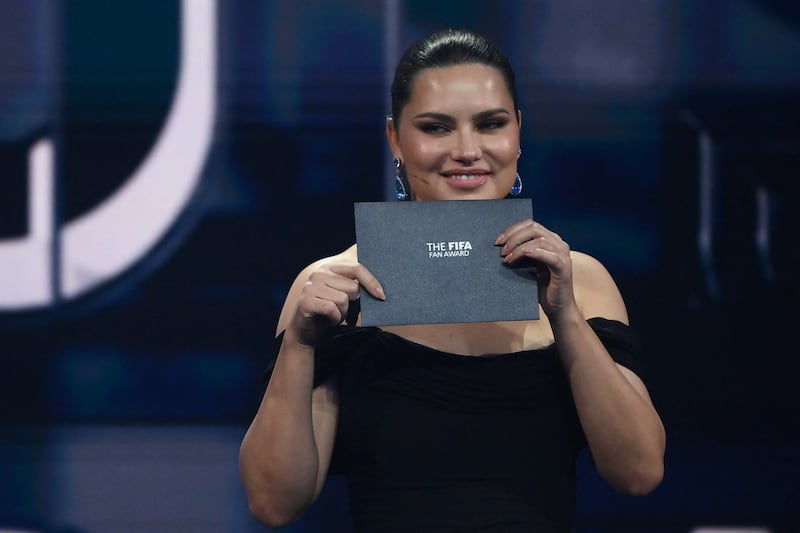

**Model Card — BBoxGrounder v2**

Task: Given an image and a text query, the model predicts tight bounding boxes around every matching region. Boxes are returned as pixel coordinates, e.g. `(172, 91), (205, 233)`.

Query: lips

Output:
(441, 170), (490, 189)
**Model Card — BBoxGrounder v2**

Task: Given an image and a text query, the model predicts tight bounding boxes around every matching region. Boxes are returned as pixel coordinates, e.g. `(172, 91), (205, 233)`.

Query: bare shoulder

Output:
(275, 244), (358, 335)
(570, 251), (629, 324)
(570, 251), (613, 285)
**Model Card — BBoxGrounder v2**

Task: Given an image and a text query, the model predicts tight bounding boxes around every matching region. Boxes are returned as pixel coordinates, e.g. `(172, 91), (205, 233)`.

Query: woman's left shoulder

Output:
(569, 251), (629, 323)
(570, 250), (613, 281)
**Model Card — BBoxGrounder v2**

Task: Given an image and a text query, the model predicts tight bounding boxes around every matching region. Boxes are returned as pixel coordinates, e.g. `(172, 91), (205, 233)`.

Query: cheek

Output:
(404, 139), (444, 168)
(488, 136), (519, 163)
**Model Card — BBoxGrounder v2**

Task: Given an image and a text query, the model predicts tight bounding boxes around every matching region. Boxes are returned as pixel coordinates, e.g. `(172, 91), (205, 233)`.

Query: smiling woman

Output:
(387, 63), (521, 201)
(239, 28), (665, 532)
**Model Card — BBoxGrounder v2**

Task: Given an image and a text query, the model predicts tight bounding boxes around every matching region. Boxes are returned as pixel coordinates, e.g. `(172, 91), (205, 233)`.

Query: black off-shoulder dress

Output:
(266, 318), (643, 533)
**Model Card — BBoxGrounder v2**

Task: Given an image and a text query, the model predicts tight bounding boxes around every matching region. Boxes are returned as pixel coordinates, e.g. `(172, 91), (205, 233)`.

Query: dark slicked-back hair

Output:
(390, 29), (519, 125)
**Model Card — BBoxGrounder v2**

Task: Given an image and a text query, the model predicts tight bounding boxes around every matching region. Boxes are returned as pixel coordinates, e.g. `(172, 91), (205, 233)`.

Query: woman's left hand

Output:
(496, 219), (577, 320)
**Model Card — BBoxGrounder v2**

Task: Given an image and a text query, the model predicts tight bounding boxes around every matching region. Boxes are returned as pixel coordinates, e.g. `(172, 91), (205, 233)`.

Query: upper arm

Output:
(572, 252), (655, 397)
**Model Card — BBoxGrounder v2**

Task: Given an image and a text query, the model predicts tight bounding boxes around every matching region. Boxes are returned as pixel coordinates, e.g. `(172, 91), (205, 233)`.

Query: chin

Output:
(459, 189), (507, 201)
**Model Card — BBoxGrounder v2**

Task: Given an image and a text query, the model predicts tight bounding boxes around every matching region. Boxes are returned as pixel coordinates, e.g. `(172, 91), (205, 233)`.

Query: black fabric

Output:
(264, 318), (644, 532)
(586, 317), (646, 382)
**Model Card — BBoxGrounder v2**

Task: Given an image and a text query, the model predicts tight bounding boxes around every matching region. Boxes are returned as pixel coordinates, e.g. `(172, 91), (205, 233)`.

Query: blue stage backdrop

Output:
(0, 0), (798, 531)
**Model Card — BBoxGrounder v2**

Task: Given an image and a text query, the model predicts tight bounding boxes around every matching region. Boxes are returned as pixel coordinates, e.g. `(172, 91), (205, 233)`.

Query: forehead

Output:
(405, 63), (514, 113)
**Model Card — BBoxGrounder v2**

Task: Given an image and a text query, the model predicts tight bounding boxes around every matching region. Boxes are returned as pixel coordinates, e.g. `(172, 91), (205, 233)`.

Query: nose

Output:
(451, 129), (482, 162)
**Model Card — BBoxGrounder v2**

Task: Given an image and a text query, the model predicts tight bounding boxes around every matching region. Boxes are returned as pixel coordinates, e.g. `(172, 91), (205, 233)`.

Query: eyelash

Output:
(421, 123), (449, 134)
(479, 120), (506, 130)
(419, 120), (507, 134)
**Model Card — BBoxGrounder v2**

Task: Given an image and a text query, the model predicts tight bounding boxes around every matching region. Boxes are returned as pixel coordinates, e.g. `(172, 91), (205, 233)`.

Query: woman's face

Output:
(388, 63), (521, 201)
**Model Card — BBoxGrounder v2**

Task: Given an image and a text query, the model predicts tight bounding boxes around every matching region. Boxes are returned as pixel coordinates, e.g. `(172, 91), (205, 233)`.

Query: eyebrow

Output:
(412, 108), (512, 121)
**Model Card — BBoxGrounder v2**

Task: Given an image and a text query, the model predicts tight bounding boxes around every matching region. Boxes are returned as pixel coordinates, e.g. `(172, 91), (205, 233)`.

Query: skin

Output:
(239, 62), (666, 528)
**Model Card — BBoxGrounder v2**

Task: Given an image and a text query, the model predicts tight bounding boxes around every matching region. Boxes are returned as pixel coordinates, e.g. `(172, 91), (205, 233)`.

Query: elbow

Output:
(239, 443), (315, 527)
(599, 425), (666, 496)
(604, 459), (664, 497)
(622, 462), (663, 496)
(247, 493), (304, 529)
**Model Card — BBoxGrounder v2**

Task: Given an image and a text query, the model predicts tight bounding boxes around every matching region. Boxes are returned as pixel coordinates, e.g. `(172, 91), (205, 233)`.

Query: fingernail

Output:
(494, 234), (505, 245)
(501, 244), (509, 255)
(377, 286), (386, 300)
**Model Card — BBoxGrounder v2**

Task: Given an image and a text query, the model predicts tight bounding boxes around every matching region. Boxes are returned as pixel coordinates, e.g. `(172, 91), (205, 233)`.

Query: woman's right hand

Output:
(290, 262), (385, 347)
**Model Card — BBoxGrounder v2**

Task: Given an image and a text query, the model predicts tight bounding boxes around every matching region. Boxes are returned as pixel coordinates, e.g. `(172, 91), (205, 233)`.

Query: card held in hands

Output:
(354, 199), (539, 326)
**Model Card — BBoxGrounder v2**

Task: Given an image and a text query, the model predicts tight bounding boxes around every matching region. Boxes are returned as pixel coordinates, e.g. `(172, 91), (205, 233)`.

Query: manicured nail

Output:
(377, 286), (386, 300)
(494, 234), (505, 245)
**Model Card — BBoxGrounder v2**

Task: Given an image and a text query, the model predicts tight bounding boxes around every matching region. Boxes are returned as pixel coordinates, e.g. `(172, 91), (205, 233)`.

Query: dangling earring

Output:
(394, 157), (408, 200)
(510, 148), (523, 196)
(510, 174), (523, 196)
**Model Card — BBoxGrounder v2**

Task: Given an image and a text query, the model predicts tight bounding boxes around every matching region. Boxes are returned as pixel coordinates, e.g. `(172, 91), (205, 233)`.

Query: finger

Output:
(313, 295), (348, 324)
(502, 234), (554, 259)
(504, 242), (570, 273)
(314, 283), (352, 317)
(297, 291), (348, 325)
(495, 219), (535, 246)
(308, 270), (361, 301)
(328, 263), (386, 300)
(498, 223), (562, 260)
(504, 245), (558, 265)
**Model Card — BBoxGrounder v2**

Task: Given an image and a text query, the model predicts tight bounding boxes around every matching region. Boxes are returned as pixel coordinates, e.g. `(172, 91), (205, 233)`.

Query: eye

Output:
(478, 119), (508, 131)
(420, 123), (450, 134)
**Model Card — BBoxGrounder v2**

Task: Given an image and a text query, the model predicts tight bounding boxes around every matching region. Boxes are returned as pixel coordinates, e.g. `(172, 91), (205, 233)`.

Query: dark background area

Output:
(0, 1), (798, 531)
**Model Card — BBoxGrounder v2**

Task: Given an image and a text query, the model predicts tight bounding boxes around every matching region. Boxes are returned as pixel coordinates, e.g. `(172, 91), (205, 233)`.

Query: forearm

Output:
(552, 310), (665, 495)
(239, 333), (322, 525)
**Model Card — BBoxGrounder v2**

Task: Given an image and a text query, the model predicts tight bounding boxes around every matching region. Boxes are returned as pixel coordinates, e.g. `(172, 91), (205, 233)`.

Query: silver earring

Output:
(394, 158), (407, 200)
(510, 174), (523, 196)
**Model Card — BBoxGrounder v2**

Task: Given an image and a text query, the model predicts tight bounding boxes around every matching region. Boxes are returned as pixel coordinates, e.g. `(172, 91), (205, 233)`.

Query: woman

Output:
(239, 29), (665, 532)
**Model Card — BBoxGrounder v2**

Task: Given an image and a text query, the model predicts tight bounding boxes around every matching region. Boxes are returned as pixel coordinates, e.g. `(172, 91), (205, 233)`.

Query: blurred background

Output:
(0, 0), (798, 531)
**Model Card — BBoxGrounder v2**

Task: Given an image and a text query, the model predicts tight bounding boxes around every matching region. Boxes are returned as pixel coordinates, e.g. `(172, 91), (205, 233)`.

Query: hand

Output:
(496, 220), (578, 320)
(290, 263), (384, 347)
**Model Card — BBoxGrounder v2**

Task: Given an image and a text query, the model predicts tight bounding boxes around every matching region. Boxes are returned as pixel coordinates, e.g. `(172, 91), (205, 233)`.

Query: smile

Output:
(442, 173), (489, 189)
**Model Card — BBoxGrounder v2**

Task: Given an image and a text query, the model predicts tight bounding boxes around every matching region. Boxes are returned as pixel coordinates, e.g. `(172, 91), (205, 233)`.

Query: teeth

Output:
(453, 175), (476, 180)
